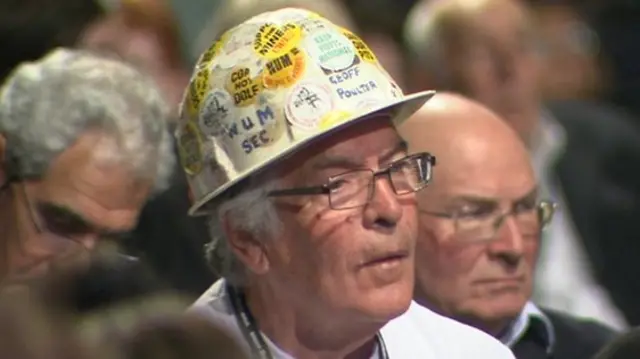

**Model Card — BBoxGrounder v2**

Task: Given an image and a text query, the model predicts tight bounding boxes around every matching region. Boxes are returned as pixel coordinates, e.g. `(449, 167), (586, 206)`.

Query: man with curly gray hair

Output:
(0, 48), (175, 285)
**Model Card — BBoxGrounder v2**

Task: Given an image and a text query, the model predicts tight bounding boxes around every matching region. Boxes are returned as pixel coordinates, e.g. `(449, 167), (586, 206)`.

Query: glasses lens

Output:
(538, 201), (556, 227)
(389, 154), (431, 194)
(328, 170), (373, 209)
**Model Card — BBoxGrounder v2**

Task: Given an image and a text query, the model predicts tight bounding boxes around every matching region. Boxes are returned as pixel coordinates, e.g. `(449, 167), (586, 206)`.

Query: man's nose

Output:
(488, 215), (525, 266)
(362, 177), (404, 230)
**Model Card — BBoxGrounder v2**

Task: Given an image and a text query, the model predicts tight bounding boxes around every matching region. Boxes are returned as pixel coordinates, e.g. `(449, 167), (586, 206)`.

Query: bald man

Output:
(399, 93), (616, 359)
(405, 0), (640, 328)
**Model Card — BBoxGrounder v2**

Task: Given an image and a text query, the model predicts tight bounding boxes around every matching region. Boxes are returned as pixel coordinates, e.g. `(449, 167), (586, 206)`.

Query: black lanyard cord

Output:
(226, 284), (389, 359)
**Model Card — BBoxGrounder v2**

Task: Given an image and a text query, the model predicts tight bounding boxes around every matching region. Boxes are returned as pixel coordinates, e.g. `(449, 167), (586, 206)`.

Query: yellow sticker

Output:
(187, 67), (210, 116)
(225, 67), (263, 107)
(342, 29), (378, 64)
(177, 121), (204, 176)
(198, 31), (230, 66)
(253, 23), (302, 59)
(319, 110), (352, 130)
(263, 47), (306, 88)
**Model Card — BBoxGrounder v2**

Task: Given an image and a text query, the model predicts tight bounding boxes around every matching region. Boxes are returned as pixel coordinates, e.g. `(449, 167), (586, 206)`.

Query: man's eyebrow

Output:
(312, 140), (408, 170)
(448, 186), (539, 206)
(448, 195), (497, 207)
(516, 187), (538, 203)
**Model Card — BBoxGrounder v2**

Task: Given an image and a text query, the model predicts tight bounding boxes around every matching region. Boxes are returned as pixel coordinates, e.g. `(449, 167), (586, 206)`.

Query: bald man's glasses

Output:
(268, 152), (436, 210)
(420, 200), (556, 243)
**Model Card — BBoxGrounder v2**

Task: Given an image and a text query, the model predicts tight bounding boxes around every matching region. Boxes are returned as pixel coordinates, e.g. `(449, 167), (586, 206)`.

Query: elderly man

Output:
(0, 49), (175, 284)
(398, 93), (616, 358)
(180, 8), (514, 359)
(404, 0), (640, 328)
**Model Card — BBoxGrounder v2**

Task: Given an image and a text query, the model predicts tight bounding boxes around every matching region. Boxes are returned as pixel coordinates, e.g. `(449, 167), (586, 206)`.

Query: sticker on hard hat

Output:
(178, 121), (204, 176)
(306, 30), (356, 72)
(285, 82), (334, 131)
(199, 89), (234, 137)
(213, 103), (285, 155)
(263, 47), (306, 88)
(226, 67), (263, 107)
(199, 31), (229, 66)
(187, 67), (211, 116)
(342, 29), (378, 64)
(319, 110), (352, 130)
(253, 23), (302, 59)
(327, 66), (381, 101)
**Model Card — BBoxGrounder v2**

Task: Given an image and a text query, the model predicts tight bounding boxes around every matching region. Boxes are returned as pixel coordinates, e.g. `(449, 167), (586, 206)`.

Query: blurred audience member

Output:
(0, 0), (104, 83)
(593, 327), (640, 359)
(0, 252), (247, 359)
(0, 0), (215, 298)
(0, 290), (101, 359)
(592, 2), (640, 119)
(399, 93), (616, 359)
(405, 0), (640, 328)
(362, 32), (407, 91)
(0, 48), (174, 286)
(76, 295), (249, 359)
(79, 0), (190, 111)
(195, 0), (356, 59)
(343, 0), (416, 89)
(532, 3), (605, 101)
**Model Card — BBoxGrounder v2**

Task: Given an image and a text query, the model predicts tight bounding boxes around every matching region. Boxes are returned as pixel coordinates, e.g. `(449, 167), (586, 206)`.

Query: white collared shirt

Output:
(190, 279), (515, 359)
(499, 302), (555, 354)
(531, 113), (627, 330)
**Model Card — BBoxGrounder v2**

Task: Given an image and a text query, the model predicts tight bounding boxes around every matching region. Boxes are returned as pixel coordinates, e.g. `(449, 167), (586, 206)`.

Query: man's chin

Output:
(357, 282), (414, 322)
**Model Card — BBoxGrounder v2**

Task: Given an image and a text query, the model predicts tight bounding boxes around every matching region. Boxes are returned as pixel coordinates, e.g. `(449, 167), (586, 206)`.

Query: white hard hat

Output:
(177, 7), (435, 215)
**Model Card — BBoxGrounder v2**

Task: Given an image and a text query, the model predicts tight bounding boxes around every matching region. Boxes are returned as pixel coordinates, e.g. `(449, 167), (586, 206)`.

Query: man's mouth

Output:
(361, 250), (410, 268)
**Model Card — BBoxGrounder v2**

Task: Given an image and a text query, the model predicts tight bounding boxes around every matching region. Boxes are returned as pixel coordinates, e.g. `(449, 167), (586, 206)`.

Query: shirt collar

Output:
(499, 302), (556, 354)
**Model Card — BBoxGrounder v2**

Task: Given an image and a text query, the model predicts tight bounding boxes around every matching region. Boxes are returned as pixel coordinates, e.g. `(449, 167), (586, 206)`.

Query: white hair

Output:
(0, 48), (175, 193)
(205, 174), (282, 286)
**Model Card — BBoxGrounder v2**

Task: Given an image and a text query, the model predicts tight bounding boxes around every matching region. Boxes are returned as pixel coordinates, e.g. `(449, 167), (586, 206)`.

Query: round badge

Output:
(186, 67), (211, 116)
(225, 67), (263, 108)
(177, 121), (204, 176)
(263, 47), (306, 89)
(285, 82), (334, 131)
(199, 90), (234, 137)
(342, 29), (378, 64)
(253, 23), (302, 59)
(305, 30), (356, 72)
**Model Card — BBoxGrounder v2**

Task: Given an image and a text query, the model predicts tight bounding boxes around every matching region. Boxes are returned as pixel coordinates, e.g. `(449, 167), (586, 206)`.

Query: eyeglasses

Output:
(419, 200), (557, 243)
(5, 184), (133, 280)
(268, 152), (436, 210)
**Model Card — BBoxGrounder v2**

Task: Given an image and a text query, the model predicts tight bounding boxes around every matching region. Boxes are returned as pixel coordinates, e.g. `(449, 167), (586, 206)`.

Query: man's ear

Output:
(0, 134), (6, 185)
(222, 215), (270, 276)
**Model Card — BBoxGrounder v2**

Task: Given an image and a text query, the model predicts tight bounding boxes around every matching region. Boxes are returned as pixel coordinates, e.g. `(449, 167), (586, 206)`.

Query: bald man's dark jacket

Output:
(549, 100), (640, 326)
(512, 307), (616, 359)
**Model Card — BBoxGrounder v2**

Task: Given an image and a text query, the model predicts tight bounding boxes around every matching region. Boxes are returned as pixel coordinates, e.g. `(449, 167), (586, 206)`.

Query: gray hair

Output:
(0, 48), (175, 193)
(205, 174), (282, 287)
